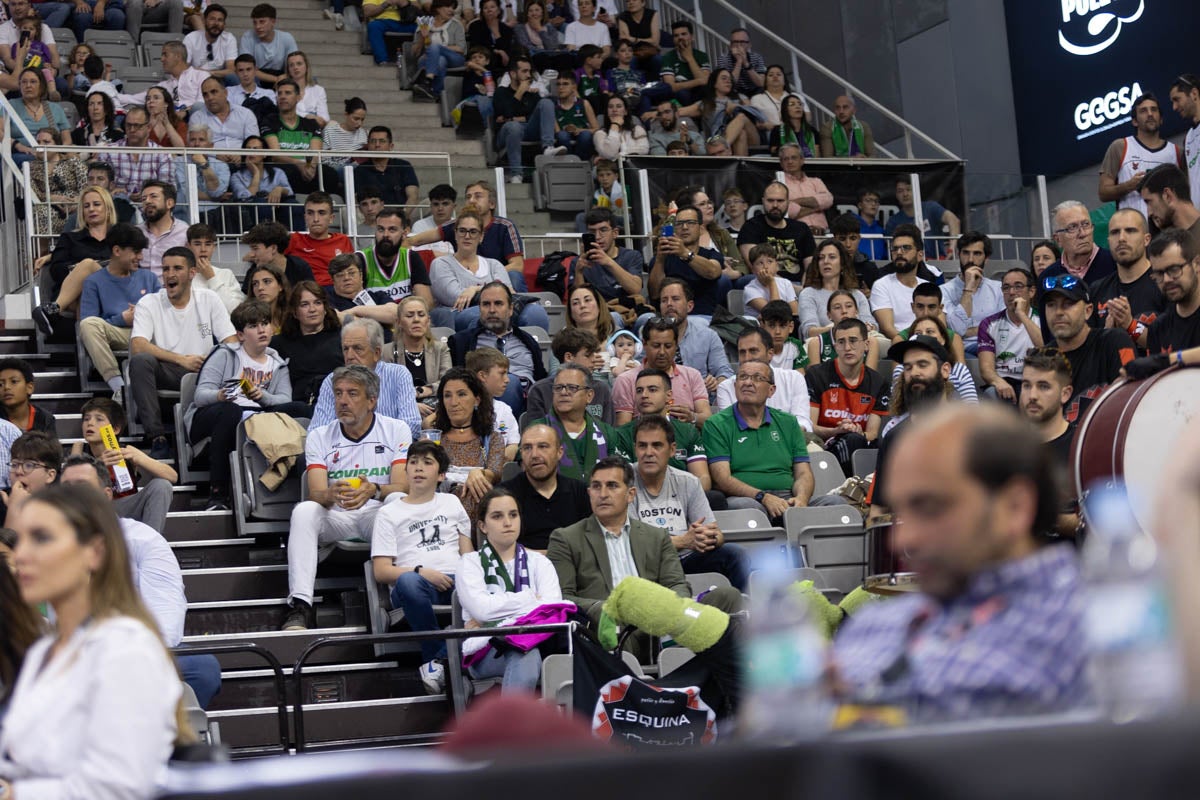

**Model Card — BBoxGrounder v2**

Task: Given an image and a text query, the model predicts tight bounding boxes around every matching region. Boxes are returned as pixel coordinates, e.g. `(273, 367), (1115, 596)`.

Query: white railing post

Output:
(343, 165), (358, 240)
(910, 171), (926, 242)
(185, 162), (200, 225)
(1037, 174), (1051, 239)
(494, 166), (508, 218)
(637, 168), (652, 255)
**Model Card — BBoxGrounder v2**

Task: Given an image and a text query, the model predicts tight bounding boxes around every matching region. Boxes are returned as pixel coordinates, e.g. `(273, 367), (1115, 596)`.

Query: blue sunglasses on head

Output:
(1041, 274), (1080, 292)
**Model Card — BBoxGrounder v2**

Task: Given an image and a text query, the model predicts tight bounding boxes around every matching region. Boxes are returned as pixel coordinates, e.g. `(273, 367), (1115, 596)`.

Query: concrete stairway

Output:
(216, 0), (574, 239)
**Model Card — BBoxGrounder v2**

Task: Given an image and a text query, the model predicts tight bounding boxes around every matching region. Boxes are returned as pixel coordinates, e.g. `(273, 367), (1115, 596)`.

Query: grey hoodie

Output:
(183, 343), (292, 432)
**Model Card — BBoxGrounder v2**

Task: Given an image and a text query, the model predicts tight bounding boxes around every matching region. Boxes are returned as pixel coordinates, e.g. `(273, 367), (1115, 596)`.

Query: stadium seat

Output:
(850, 448), (877, 479)
(520, 325), (552, 371)
(445, 593), (501, 716)
(685, 572), (731, 596)
(712, 509), (789, 557)
(532, 154), (590, 213)
(529, 291), (566, 334)
(431, 326), (454, 345)
(362, 560), (453, 658)
(83, 28), (135, 48)
(782, 505), (862, 561)
(657, 646), (695, 676)
(173, 372), (209, 484)
(725, 289), (745, 316)
(808, 449), (846, 497)
(540, 653), (573, 708)
(791, 521), (869, 597)
(230, 419), (305, 537)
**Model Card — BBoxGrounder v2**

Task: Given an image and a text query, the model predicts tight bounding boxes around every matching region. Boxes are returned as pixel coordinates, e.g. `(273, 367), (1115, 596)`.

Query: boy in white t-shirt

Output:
(129, 246), (237, 460)
(466, 347), (520, 461)
(743, 244), (798, 319)
(372, 439), (474, 693)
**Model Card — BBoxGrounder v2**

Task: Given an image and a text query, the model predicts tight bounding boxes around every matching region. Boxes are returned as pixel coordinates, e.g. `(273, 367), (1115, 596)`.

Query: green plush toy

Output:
(601, 577), (730, 653)
(788, 581), (883, 639)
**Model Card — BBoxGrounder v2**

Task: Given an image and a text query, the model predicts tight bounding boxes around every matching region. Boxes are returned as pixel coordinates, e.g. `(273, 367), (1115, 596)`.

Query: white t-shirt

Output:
(183, 30), (237, 71)
(564, 19), (612, 49)
(370, 493), (470, 579)
(0, 20), (53, 48)
(743, 276), (798, 318)
(305, 415), (413, 511)
(869, 273), (927, 332)
(1187, 122), (1200, 211)
(131, 287), (236, 356)
(231, 348), (274, 408)
(715, 368), (813, 431)
(493, 398), (519, 445)
(411, 215), (455, 255)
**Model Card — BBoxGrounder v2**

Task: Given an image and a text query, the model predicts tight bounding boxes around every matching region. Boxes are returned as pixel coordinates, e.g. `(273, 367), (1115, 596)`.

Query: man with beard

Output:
(353, 207), (448, 327)
(978, 268), (1042, 402)
(737, 181), (816, 278)
(1089, 208), (1164, 347)
(870, 223), (930, 340)
(1139, 165), (1200, 246)
(647, 99), (698, 155)
(834, 405), (1087, 723)
(448, 281), (547, 415)
(1099, 93), (1184, 218)
(136, 181), (189, 278)
(129, 247), (237, 459)
(500, 424), (590, 552)
(1040, 275), (1134, 423)
(1169, 74), (1200, 203)
(1138, 229), (1200, 357)
(866, 335), (954, 523)
(1019, 347), (1079, 538)
(940, 232), (1004, 354)
(819, 95), (875, 158)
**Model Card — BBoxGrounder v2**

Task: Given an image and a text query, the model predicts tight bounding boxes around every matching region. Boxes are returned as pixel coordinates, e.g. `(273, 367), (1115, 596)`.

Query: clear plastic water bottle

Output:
(1081, 484), (1184, 722)
(740, 557), (832, 740)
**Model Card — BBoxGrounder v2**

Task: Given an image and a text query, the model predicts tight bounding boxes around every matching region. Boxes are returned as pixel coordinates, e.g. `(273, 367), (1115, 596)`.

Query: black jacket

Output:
(449, 323), (548, 382)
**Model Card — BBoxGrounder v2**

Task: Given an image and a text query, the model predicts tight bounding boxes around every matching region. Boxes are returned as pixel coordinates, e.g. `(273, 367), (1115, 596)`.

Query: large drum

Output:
(864, 520), (919, 595)
(1072, 365), (1200, 533)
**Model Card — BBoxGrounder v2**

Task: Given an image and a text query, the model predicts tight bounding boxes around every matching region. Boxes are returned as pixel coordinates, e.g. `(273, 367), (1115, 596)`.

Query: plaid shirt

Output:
(0, 418), (19, 488)
(832, 544), (1089, 723)
(99, 140), (172, 198)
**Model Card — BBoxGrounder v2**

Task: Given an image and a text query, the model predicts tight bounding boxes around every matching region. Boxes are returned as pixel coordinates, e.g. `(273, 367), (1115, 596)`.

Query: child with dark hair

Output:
(183, 299), (293, 510)
(0, 359), (55, 434)
(70, 397), (177, 533)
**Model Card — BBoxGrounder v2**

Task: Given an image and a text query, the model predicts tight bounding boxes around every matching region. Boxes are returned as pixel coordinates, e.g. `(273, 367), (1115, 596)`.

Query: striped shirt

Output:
(310, 360), (422, 436)
(99, 140), (172, 197)
(601, 518), (639, 587)
(321, 121), (367, 168)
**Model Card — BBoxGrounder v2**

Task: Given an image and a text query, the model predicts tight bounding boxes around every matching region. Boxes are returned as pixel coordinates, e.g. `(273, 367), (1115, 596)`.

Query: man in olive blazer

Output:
(548, 456), (740, 625)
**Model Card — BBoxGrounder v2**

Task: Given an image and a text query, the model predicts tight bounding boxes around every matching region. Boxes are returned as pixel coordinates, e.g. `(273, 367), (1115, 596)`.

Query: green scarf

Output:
(545, 411), (609, 481)
(780, 123), (817, 158)
(830, 117), (865, 156)
(476, 538), (530, 628)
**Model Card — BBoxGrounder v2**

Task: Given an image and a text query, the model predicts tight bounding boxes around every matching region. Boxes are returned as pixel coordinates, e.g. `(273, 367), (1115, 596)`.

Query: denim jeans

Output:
(467, 648), (542, 692)
(73, 1), (127, 40)
(496, 97), (556, 178)
(368, 18), (416, 64)
(177, 654), (222, 709)
(35, 1), (73, 27)
(681, 543), (751, 591)
(419, 43), (466, 94)
(554, 128), (593, 159)
(390, 571), (453, 662)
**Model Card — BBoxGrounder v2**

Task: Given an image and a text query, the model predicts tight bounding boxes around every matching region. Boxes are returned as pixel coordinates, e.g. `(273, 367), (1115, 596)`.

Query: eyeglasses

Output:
(890, 243), (915, 254)
(11, 460), (50, 475)
(1001, 282), (1029, 292)
(730, 39), (750, 45)
(124, 121), (148, 130)
(1041, 274), (1080, 292)
(552, 383), (588, 394)
(675, 219), (700, 228)
(1053, 220), (1093, 236)
(455, 227), (482, 237)
(735, 372), (771, 384)
(1149, 262), (1189, 283)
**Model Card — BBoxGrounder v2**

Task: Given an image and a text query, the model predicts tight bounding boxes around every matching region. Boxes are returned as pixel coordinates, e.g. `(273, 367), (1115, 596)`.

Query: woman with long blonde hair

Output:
(0, 484), (192, 798)
(32, 184), (119, 332)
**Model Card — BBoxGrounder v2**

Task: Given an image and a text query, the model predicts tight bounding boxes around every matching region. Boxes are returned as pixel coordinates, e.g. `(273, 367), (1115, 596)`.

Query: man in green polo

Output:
(612, 367), (711, 491)
(704, 359), (815, 522)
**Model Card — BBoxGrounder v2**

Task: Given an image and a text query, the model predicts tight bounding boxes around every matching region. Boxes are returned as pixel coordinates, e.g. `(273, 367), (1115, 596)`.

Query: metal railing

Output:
(657, 0), (960, 161)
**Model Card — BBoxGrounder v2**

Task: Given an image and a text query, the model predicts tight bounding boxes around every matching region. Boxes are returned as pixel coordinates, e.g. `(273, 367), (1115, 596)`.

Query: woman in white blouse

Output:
(593, 94), (649, 159)
(285, 50), (329, 129)
(0, 484), (189, 800)
(749, 64), (790, 129)
(458, 488), (562, 692)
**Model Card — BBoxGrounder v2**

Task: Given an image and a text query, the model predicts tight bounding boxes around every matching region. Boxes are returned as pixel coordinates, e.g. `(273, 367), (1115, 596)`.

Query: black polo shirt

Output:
(500, 471), (590, 550)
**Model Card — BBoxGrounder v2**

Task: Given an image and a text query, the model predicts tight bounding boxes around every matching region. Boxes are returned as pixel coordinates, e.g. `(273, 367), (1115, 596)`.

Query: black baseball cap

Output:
(889, 334), (951, 365)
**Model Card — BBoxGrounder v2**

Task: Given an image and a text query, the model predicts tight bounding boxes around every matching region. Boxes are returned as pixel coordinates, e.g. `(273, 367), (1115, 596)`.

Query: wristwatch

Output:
(373, 483), (382, 500)
(681, 250), (694, 263)
(754, 491), (765, 503)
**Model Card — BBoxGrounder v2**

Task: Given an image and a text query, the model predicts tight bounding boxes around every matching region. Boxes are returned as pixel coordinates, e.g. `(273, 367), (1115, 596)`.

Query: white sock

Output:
(107, 377), (124, 393)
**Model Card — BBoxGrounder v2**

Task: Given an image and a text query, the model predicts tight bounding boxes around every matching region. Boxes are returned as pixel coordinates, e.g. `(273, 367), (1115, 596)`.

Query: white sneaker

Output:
(543, 145), (567, 157)
(420, 659), (446, 694)
(322, 6), (334, 18)
(334, 12), (344, 29)
(508, 174), (524, 184)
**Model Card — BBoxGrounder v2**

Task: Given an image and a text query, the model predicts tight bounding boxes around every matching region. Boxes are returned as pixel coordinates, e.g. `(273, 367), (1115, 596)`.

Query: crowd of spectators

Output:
(5, 3), (1200, 776)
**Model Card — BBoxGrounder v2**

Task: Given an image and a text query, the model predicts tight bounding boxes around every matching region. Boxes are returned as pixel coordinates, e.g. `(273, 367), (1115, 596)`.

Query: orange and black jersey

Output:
(805, 360), (890, 428)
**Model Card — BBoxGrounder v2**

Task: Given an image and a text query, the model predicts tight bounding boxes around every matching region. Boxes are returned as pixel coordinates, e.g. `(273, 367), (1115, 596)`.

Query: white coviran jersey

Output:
(305, 415), (412, 488)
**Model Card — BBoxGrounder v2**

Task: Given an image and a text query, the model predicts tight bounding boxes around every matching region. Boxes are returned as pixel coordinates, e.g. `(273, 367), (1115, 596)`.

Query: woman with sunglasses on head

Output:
(0, 483), (193, 799)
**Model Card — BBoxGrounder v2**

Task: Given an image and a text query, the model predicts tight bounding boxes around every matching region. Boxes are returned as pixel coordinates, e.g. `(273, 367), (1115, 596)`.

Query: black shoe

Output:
(205, 493), (230, 512)
(281, 600), (315, 631)
(412, 82), (436, 101)
(32, 302), (58, 336)
(149, 436), (172, 460)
